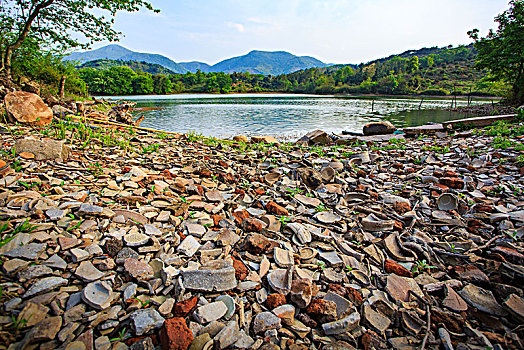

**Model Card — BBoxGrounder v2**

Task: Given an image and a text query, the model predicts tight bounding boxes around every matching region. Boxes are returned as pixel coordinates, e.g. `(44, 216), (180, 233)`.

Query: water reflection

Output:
(106, 94), (486, 138)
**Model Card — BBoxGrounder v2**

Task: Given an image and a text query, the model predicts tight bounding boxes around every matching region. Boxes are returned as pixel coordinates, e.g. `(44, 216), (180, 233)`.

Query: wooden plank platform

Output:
(442, 114), (516, 128)
(402, 124), (445, 135)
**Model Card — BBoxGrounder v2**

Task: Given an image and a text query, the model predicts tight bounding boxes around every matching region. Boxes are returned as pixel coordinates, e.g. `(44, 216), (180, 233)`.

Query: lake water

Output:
(106, 94), (490, 139)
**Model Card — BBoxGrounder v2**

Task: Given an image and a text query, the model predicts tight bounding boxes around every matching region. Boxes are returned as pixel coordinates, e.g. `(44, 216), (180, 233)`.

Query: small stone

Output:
(75, 261), (104, 282)
(363, 121), (396, 136)
(115, 247), (139, 264)
(306, 299), (337, 323)
(82, 281), (113, 310)
(124, 259), (154, 280)
(290, 278), (313, 308)
(58, 236), (82, 250)
(173, 296), (198, 317)
(253, 311), (282, 334)
(23, 277), (68, 298)
(123, 283), (137, 301)
(130, 308), (165, 336)
(177, 235), (201, 257)
(266, 201), (288, 216)
(46, 208), (66, 221)
(43, 254), (68, 270)
(160, 317), (193, 350)
(70, 248), (90, 262)
(266, 293), (287, 310)
(2, 258), (30, 274)
(124, 233), (150, 247)
(240, 233), (278, 254)
(159, 298), (176, 316)
(215, 319), (240, 349)
(94, 336), (111, 350)
(272, 304), (295, 324)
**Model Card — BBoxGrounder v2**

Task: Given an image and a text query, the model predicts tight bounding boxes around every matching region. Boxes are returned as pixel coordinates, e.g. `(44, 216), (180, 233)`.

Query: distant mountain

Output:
(65, 44), (185, 73)
(65, 45), (328, 75)
(79, 59), (175, 75)
(179, 61), (212, 73)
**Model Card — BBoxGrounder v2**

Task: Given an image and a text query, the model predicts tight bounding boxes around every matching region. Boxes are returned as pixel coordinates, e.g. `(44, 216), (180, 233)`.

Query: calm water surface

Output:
(106, 94), (490, 139)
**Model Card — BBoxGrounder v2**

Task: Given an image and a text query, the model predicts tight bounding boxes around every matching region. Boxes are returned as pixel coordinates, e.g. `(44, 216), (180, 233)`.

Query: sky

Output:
(89, 0), (510, 65)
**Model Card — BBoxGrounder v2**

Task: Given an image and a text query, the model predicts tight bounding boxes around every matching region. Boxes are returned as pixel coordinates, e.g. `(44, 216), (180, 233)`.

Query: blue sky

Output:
(91, 0), (510, 65)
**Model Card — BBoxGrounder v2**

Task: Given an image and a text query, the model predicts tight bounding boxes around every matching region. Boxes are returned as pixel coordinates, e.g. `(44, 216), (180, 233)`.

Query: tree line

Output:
(78, 45), (506, 97)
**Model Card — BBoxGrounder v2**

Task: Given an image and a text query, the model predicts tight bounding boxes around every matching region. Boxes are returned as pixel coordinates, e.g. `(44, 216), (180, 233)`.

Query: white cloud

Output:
(227, 22), (245, 33)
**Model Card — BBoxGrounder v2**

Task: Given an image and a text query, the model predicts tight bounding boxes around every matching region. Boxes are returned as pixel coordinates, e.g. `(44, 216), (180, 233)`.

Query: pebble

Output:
(193, 301), (228, 323)
(130, 309), (165, 336)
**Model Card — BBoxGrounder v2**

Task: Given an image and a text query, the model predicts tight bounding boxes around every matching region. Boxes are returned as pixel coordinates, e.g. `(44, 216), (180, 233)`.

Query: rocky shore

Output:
(0, 94), (524, 350)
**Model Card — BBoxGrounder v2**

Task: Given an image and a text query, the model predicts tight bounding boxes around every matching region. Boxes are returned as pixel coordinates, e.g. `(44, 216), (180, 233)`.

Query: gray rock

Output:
(75, 261), (105, 282)
(143, 224), (162, 236)
(177, 235), (201, 257)
(232, 330), (255, 349)
(17, 264), (53, 281)
(46, 208), (66, 221)
(193, 301), (228, 323)
(44, 254), (68, 270)
(23, 277), (68, 298)
(181, 260), (237, 292)
(322, 312), (361, 335)
(130, 309), (165, 336)
(252, 311), (281, 334)
(15, 136), (69, 160)
(70, 248), (90, 262)
(4, 242), (46, 260)
(123, 283), (137, 301)
(115, 247), (139, 264)
(363, 121), (396, 136)
(215, 319), (240, 349)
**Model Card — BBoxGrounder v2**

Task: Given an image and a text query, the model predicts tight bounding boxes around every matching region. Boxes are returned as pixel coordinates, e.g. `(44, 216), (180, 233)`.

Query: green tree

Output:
(468, 0), (524, 104)
(131, 74), (153, 94)
(0, 0), (158, 80)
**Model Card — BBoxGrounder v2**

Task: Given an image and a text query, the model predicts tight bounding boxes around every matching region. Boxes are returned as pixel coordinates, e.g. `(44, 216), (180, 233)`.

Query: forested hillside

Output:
(80, 59), (175, 75)
(78, 44), (506, 96)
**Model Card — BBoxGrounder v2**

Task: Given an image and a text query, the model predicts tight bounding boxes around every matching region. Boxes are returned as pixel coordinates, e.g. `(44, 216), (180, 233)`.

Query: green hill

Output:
(79, 59), (175, 75)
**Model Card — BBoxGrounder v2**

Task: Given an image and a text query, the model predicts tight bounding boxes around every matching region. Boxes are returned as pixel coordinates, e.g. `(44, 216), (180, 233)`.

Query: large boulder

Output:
(297, 129), (332, 145)
(4, 91), (53, 126)
(15, 137), (70, 161)
(363, 121), (396, 136)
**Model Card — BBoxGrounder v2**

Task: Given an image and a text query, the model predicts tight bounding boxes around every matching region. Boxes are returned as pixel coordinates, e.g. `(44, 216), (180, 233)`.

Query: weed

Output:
(411, 259), (437, 275)
(141, 144), (160, 154)
(279, 215), (290, 226)
(109, 327), (129, 342)
(316, 261), (326, 270)
(315, 203), (327, 212)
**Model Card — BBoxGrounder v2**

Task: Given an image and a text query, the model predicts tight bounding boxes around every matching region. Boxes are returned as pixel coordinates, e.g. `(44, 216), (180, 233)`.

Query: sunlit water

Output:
(105, 94), (491, 139)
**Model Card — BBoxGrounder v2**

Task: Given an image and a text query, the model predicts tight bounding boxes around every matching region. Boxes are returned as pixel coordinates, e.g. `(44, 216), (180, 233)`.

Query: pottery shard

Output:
(181, 260), (237, 292)
(385, 274), (423, 302)
(504, 294), (524, 322)
(458, 284), (507, 316)
(15, 137), (69, 161)
(160, 317), (193, 350)
(442, 285), (468, 312)
(363, 121), (396, 136)
(306, 299), (338, 323)
(5, 91), (53, 126)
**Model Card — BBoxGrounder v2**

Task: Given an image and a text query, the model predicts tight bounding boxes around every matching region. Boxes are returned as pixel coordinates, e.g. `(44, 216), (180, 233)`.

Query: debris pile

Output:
(0, 123), (523, 350)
